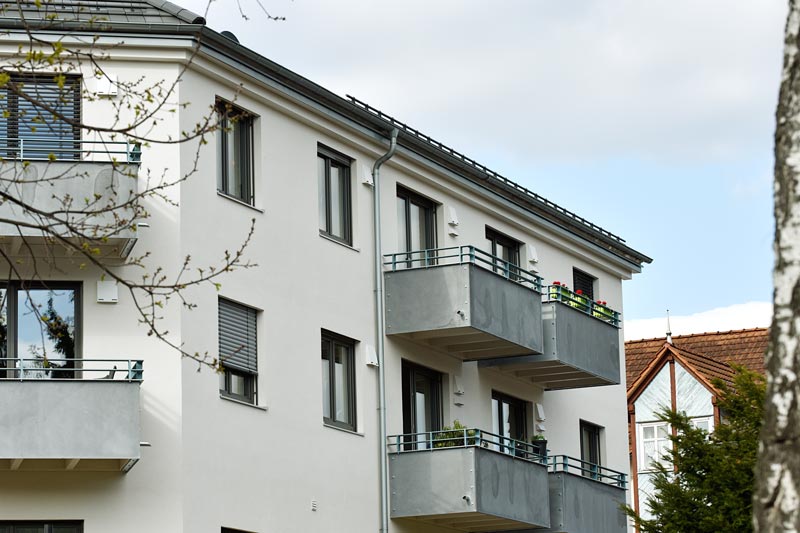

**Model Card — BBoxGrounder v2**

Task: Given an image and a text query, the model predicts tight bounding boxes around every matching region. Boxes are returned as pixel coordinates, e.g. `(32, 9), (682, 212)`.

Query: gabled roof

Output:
(625, 328), (768, 396)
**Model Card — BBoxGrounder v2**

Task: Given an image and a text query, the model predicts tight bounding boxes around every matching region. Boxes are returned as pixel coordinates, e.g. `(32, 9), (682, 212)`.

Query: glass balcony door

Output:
(396, 187), (437, 268)
(402, 361), (442, 449)
(491, 390), (527, 454)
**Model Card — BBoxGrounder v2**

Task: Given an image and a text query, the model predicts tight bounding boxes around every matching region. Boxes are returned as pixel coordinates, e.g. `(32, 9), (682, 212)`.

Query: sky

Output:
(184, 0), (786, 333)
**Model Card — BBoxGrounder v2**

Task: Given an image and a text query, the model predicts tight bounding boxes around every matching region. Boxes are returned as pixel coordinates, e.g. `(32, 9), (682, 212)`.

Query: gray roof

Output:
(0, 0), (652, 268)
(0, 0), (204, 27)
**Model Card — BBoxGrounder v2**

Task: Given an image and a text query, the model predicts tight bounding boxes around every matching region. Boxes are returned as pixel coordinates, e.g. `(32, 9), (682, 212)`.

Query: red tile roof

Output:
(625, 328), (768, 391)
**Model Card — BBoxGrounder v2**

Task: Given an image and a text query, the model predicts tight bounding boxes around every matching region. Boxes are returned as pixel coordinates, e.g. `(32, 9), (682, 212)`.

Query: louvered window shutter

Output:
(572, 269), (595, 300)
(3, 75), (81, 160)
(218, 298), (258, 374)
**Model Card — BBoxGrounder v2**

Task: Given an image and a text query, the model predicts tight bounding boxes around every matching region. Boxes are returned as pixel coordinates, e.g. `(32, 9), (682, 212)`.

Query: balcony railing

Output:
(388, 428), (626, 489)
(388, 427), (547, 463)
(0, 137), (142, 163)
(544, 284), (621, 328)
(549, 455), (627, 489)
(384, 245), (543, 294)
(0, 358), (143, 381)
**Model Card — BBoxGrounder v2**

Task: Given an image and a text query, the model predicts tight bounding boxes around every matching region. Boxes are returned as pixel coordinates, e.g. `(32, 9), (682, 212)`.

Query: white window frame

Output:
(638, 421), (671, 472)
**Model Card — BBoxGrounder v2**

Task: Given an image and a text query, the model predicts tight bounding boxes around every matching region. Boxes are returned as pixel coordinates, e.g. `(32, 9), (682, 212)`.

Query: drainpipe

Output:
(373, 128), (398, 533)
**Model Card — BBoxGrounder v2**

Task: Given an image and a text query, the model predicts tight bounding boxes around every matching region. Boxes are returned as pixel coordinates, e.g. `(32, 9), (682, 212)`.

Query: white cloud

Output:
(624, 301), (772, 341)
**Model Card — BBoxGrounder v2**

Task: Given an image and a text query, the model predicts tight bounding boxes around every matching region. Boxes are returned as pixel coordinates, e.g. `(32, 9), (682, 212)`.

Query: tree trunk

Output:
(755, 1), (800, 530)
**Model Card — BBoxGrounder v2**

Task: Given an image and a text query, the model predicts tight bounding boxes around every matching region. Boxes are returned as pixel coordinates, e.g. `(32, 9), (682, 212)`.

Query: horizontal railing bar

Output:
(0, 357), (143, 381)
(383, 245), (543, 293)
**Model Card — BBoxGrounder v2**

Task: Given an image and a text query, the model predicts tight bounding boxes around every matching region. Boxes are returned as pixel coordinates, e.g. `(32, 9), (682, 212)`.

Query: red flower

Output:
(575, 289), (583, 295)
(553, 281), (561, 285)
(602, 301), (607, 305)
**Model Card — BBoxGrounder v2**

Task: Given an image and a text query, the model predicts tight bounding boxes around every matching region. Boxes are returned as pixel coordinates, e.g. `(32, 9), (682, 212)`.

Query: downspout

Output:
(373, 128), (399, 533)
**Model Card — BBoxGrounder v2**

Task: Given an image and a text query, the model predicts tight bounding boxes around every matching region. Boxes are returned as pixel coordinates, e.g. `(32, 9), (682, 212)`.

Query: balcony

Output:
(541, 456), (628, 533)
(383, 246), (544, 360)
(480, 286), (621, 389)
(0, 138), (141, 259)
(0, 358), (144, 472)
(388, 428), (551, 531)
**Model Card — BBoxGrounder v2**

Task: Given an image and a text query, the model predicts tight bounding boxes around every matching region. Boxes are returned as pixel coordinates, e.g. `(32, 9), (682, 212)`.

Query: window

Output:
(691, 416), (714, 433)
(580, 420), (603, 478)
(318, 145), (352, 244)
(402, 361), (443, 449)
(638, 421), (671, 472)
(0, 283), (80, 379)
(321, 330), (356, 430)
(486, 227), (521, 279)
(573, 268), (596, 301)
(492, 391), (527, 453)
(396, 185), (437, 267)
(216, 99), (254, 204)
(0, 522), (83, 533)
(218, 298), (258, 404)
(0, 74), (81, 160)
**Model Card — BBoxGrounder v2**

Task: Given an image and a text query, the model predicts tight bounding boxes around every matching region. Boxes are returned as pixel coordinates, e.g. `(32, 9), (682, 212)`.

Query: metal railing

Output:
(544, 284), (621, 328)
(549, 455), (627, 489)
(0, 138), (142, 163)
(0, 357), (143, 381)
(384, 245), (543, 293)
(387, 428), (548, 464)
(387, 428), (626, 489)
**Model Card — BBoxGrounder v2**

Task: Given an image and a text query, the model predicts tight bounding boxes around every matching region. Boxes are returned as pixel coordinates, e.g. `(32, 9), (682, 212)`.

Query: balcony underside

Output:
(0, 233), (136, 261)
(398, 512), (544, 532)
(0, 458), (135, 472)
(385, 264), (543, 360)
(480, 356), (617, 389)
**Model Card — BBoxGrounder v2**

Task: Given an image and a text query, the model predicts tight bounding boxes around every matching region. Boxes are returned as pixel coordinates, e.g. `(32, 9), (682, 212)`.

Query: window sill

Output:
(323, 422), (364, 437)
(319, 231), (360, 252)
(219, 394), (268, 411)
(217, 191), (265, 213)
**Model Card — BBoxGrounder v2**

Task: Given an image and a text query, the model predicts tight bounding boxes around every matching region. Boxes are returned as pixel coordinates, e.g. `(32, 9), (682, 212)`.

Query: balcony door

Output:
(0, 283), (81, 378)
(492, 390), (527, 452)
(485, 227), (521, 279)
(402, 361), (442, 449)
(396, 186), (436, 268)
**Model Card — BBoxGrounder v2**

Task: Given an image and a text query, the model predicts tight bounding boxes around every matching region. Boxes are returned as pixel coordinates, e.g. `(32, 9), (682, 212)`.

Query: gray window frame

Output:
(317, 144), (353, 245)
(0, 521), (83, 532)
(216, 98), (255, 205)
(580, 420), (603, 476)
(218, 297), (258, 404)
(321, 329), (357, 431)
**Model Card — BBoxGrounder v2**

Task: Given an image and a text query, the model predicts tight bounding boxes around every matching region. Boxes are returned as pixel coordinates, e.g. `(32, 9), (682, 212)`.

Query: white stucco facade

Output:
(0, 4), (650, 532)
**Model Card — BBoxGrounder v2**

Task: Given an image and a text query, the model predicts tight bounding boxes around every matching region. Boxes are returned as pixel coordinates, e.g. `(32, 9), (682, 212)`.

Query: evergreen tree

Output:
(626, 367), (765, 533)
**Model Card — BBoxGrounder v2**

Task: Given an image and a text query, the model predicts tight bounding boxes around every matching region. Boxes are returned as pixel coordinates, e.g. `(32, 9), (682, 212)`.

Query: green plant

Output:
(433, 420), (478, 448)
(531, 434), (546, 441)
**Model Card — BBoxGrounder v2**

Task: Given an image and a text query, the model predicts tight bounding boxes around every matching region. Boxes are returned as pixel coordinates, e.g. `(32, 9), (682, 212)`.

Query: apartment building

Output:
(0, 1), (651, 532)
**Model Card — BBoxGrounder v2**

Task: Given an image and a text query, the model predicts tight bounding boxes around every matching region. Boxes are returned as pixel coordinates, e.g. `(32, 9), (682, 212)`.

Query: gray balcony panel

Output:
(384, 263), (543, 359)
(0, 161), (139, 258)
(0, 381), (141, 471)
(480, 302), (620, 389)
(540, 472), (627, 533)
(390, 447), (550, 531)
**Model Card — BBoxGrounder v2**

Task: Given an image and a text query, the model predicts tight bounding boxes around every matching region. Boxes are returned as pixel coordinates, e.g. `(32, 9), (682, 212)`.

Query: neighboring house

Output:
(625, 328), (768, 521)
(0, 2), (652, 532)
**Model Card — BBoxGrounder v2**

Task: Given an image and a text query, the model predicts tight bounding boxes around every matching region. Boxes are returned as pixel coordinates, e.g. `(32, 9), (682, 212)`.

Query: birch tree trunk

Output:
(755, 1), (800, 530)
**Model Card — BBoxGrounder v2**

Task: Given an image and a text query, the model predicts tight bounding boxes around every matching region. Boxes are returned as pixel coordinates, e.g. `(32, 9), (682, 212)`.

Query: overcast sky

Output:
(185, 0), (786, 327)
